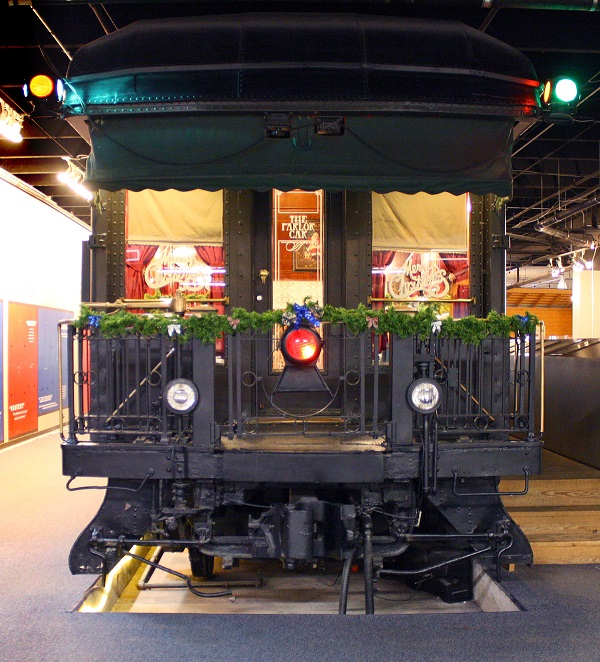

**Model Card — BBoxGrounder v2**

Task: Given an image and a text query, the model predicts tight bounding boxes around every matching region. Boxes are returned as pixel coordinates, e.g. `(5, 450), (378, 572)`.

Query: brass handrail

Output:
(82, 294), (229, 314)
(368, 297), (476, 305)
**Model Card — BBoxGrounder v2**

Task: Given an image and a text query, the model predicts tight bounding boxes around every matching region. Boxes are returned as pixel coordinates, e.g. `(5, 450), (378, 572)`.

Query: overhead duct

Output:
(535, 193), (600, 246)
(534, 223), (593, 248)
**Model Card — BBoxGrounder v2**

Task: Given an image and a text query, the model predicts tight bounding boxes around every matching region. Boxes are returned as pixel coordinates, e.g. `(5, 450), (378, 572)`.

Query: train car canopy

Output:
(63, 13), (541, 195)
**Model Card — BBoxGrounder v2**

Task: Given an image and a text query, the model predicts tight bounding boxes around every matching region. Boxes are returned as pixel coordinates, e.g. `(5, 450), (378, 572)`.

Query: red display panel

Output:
(8, 303), (39, 440)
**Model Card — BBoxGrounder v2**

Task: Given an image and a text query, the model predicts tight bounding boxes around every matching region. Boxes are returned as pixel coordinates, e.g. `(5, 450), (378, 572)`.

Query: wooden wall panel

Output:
(506, 305), (572, 338)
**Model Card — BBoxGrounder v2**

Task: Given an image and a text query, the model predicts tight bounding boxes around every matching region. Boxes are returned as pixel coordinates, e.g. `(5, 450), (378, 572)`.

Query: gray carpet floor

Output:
(1, 433), (600, 662)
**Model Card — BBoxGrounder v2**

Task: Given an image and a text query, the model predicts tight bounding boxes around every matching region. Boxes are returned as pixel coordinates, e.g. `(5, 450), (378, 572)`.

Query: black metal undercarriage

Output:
(61, 322), (541, 610)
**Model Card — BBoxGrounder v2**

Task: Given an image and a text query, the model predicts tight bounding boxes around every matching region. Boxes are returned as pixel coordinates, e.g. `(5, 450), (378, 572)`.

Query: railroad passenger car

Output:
(58, 13), (543, 611)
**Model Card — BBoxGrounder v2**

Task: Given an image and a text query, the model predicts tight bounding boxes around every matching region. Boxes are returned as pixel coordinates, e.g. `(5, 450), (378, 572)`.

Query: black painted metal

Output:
(62, 439), (541, 482)
(30, 0), (600, 9)
(471, 194), (507, 317)
(224, 189), (254, 311)
(68, 478), (154, 574)
(426, 477), (534, 565)
(89, 190), (126, 303)
(470, 195), (486, 319)
(62, 319), (540, 575)
(390, 337), (415, 448)
(222, 452), (385, 484)
(192, 339), (216, 451)
(343, 192), (372, 310)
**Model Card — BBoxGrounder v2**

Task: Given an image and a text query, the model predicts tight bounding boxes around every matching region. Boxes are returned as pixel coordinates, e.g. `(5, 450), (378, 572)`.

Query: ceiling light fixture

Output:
(550, 258), (563, 279)
(572, 256), (584, 273)
(57, 158), (93, 201)
(0, 99), (24, 143)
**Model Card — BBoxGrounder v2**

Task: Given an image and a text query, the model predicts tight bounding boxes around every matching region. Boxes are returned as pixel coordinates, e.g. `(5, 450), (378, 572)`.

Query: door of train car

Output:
(225, 189), (372, 423)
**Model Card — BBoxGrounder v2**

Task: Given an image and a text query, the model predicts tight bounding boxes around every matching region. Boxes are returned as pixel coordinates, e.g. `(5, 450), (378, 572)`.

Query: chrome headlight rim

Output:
(407, 377), (442, 414)
(164, 378), (199, 414)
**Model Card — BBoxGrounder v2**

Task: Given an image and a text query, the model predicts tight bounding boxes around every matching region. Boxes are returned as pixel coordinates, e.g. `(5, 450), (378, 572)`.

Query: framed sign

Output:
(292, 228), (321, 271)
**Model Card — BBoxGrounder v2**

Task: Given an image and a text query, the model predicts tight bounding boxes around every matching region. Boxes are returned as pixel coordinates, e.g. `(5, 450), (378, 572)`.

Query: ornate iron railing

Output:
(59, 322), (536, 446)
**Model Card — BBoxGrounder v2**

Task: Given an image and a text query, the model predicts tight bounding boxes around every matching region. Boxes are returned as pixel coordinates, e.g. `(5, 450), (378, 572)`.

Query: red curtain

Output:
(371, 250), (395, 306)
(195, 245), (225, 314)
(371, 250), (394, 353)
(195, 245), (226, 355)
(125, 244), (158, 299)
(439, 253), (470, 318)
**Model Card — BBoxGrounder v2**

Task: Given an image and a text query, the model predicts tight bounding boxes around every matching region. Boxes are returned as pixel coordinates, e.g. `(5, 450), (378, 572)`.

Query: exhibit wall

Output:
(0, 170), (90, 444)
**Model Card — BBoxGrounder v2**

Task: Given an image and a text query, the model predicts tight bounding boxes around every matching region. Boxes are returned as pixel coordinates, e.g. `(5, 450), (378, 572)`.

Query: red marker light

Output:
(281, 327), (322, 365)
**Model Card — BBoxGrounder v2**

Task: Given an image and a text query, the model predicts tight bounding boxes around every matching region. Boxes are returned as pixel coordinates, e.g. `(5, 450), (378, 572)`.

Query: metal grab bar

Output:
(452, 468), (530, 497)
(82, 294), (229, 313)
(368, 296), (475, 304)
(57, 320), (68, 443)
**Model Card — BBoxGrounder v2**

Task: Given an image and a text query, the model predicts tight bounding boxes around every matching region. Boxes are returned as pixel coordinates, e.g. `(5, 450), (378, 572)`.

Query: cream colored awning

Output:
(372, 192), (468, 251)
(127, 189), (223, 244)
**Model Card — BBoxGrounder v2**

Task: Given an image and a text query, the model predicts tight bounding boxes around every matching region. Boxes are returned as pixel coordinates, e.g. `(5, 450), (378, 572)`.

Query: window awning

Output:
(127, 189), (223, 244)
(373, 192), (468, 251)
(86, 114), (514, 196)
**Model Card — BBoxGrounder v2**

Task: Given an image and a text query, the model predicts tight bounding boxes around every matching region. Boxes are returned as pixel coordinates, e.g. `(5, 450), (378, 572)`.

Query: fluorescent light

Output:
(0, 99), (24, 143)
(57, 159), (93, 201)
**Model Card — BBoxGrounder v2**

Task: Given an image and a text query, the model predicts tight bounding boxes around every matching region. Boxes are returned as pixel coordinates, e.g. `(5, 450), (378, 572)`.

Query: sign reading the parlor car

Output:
(273, 191), (323, 278)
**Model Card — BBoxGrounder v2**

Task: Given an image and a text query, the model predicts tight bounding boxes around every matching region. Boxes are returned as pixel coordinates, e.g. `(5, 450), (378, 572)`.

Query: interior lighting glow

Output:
(542, 80), (552, 105)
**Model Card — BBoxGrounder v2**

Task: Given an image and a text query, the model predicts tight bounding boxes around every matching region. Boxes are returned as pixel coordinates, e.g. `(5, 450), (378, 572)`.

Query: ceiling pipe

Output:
(512, 174), (600, 228)
(535, 194), (600, 236)
(554, 195), (600, 221)
(27, 3), (72, 61)
(507, 272), (564, 289)
(89, 5), (114, 35)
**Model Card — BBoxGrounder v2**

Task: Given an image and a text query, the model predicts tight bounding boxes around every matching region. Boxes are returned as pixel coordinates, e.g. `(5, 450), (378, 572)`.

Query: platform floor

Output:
(2, 433), (600, 662)
(110, 554), (489, 615)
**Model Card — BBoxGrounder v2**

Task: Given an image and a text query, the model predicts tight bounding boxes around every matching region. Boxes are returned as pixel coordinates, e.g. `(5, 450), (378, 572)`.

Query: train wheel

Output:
(188, 548), (215, 579)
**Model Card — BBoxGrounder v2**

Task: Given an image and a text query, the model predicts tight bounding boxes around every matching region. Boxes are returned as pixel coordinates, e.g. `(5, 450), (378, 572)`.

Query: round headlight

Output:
(164, 379), (199, 414)
(407, 378), (442, 414)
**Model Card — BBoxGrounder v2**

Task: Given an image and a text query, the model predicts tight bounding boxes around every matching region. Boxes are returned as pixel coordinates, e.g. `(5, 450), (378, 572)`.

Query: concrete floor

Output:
(2, 433), (600, 662)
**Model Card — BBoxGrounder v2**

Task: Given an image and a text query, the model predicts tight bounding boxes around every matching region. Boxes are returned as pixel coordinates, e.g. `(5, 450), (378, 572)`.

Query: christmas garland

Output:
(76, 299), (538, 346)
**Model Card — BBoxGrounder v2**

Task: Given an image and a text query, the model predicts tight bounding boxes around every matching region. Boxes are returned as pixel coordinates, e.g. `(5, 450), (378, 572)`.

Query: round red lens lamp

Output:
(281, 327), (322, 365)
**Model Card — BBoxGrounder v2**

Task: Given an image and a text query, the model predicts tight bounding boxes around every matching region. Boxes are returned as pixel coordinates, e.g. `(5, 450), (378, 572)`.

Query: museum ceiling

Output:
(0, 1), (599, 278)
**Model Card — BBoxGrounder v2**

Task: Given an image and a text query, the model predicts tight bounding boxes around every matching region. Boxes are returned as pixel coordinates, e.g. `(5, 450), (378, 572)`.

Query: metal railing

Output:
(59, 322), (536, 445)
(427, 332), (536, 436)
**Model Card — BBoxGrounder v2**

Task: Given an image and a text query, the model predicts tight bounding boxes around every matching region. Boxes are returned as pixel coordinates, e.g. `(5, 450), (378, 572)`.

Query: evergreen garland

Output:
(76, 302), (538, 345)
